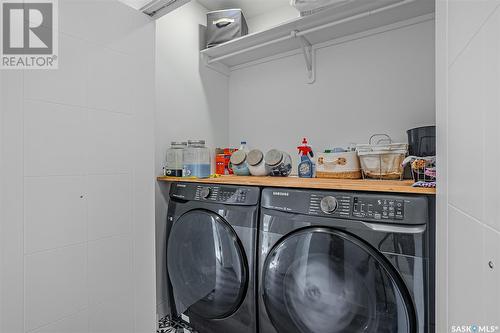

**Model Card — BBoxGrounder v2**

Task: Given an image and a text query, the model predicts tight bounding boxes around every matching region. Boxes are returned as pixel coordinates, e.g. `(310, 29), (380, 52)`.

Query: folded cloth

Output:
(291, 0), (349, 15)
(412, 181), (436, 188)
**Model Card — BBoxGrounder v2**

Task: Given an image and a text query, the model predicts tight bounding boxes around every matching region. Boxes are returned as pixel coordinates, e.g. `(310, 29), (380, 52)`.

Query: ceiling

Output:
(196, 0), (291, 18)
(118, 0), (294, 19)
(118, 0), (151, 10)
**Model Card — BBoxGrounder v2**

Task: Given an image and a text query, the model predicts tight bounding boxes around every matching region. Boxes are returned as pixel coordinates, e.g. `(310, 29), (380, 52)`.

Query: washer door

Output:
(167, 210), (248, 319)
(262, 227), (416, 333)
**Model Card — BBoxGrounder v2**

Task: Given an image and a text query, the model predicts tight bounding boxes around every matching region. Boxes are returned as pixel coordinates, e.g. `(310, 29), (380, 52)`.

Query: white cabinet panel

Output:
(24, 34), (87, 108)
(88, 236), (133, 306)
(483, 228), (500, 324)
(87, 174), (132, 241)
(24, 100), (88, 177)
(24, 176), (86, 254)
(448, 206), (485, 325)
(448, 0), (500, 64)
(480, 9), (500, 232)
(25, 244), (87, 331)
(448, 32), (484, 221)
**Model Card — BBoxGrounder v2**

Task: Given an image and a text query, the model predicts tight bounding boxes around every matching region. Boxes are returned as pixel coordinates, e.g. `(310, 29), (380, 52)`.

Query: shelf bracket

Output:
(201, 53), (231, 77)
(292, 30), (315, 84)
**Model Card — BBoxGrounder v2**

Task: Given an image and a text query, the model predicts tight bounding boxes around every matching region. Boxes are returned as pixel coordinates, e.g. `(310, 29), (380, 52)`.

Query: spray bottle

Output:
(297, 138), (315, 178)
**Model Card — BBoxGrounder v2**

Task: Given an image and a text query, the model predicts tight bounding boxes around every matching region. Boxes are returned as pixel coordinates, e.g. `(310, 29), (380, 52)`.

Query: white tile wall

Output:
(88, 294), (135, 333)
(87, 110), (132, 174)
(30, 310), (89, 333)
(87, 174), (132, 241)
(24, 176), (87, 254)
(1, 72), (25, 333)
(1, 1), (155, 332)
(24, 100), (88, 177)
(88, 236), (134, 306)
(87, 46), (136, 114)
(24, 34), (87, 107)
(25, 245), (88, 331)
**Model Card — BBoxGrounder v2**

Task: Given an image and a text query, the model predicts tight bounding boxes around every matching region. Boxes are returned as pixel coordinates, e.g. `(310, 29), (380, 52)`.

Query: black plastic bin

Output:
(407, 126), (436, 157)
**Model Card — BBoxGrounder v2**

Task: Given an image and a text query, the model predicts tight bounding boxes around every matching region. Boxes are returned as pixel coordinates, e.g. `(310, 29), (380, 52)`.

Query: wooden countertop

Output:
(157, 176), (436, 195)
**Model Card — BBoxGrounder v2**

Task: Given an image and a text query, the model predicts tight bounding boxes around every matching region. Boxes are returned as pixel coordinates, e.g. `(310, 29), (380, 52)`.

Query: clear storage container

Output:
(165, 142), (187, 177)
(183, 140), (211, 178)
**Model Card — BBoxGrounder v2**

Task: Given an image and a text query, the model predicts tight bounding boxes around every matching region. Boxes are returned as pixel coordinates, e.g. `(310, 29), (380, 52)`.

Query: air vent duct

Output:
(141, 0), (191, 18)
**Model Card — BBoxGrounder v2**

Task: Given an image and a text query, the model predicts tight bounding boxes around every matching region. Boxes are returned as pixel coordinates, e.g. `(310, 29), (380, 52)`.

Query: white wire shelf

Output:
(200, 0), (434, 82)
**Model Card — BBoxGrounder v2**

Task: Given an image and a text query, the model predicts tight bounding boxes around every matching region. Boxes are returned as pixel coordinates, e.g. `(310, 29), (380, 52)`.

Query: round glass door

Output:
(262, 227), (416, 333)
(167, 210), (248, 319)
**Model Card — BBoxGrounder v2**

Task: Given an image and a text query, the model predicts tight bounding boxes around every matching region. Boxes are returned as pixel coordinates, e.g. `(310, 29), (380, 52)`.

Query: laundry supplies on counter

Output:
(183, 140), (211, 178)
(165, 141), (187, 177)
(247, 149), (271, 176)
(297, 138), (316, 178)
(356, 134), (408, 180)
(407, 126), (436, 157)
(206, 9), (248, 48)
(265, 149), (293, 177)
(316, 148), (361, 179)
(230, 150), (251, 176)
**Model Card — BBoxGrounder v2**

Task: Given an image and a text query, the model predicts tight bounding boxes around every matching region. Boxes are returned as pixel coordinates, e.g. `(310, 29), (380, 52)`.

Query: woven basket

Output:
(316, 170), (362, 179)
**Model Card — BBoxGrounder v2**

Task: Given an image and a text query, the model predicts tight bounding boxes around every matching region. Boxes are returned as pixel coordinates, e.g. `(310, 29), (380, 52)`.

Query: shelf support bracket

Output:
(292, 30), (315, 84)
(201, 53), (231, 77)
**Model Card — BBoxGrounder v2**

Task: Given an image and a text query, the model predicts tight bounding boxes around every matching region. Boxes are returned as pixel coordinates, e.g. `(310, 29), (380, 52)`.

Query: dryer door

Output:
(167, 209), (248, 319)
(262, 227), (416, 333)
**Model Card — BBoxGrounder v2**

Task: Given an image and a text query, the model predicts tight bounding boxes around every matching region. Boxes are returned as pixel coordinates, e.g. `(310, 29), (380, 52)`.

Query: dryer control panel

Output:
(352, 197), (405, 220)
(261, 188), (428, 225)
(170, 183), (259, 206)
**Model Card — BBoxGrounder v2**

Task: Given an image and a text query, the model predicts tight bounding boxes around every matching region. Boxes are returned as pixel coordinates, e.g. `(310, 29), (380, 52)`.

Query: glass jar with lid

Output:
(165, 142), (187, 177)
(183, 140), (211, 178)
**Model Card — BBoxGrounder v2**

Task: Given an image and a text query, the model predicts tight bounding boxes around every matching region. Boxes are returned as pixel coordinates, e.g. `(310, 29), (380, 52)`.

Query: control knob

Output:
(200, 187), (211, 199)
(320, 196), (338, 214)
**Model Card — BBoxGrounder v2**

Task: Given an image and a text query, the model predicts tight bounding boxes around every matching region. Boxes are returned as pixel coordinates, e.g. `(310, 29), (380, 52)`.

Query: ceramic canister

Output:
(230, 150), (250, 176)
(247, 149), (271, 176)
(265, 149), (292, 177)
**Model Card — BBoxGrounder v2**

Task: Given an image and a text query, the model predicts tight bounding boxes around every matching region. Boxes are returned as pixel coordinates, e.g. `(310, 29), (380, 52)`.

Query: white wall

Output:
(246, 5), (299, 33)
(437, 0), (500, 330)
(1, 1), (156, 332)
(228, 19), (435, 169)
(154, 0), (229, 317)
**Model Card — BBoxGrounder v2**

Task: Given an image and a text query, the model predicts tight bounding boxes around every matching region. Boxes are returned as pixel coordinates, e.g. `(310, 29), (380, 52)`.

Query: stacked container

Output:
(183, 140), (211, 178)
(165, 142), (187, 177)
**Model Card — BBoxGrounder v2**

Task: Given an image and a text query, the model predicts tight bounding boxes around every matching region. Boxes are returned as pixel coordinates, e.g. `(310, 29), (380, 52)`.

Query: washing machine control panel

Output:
(170, 183), (259, 205)
(195, 186), (249, 203)
(308, 193), (351, 217)
(352, 197), (405, 220)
